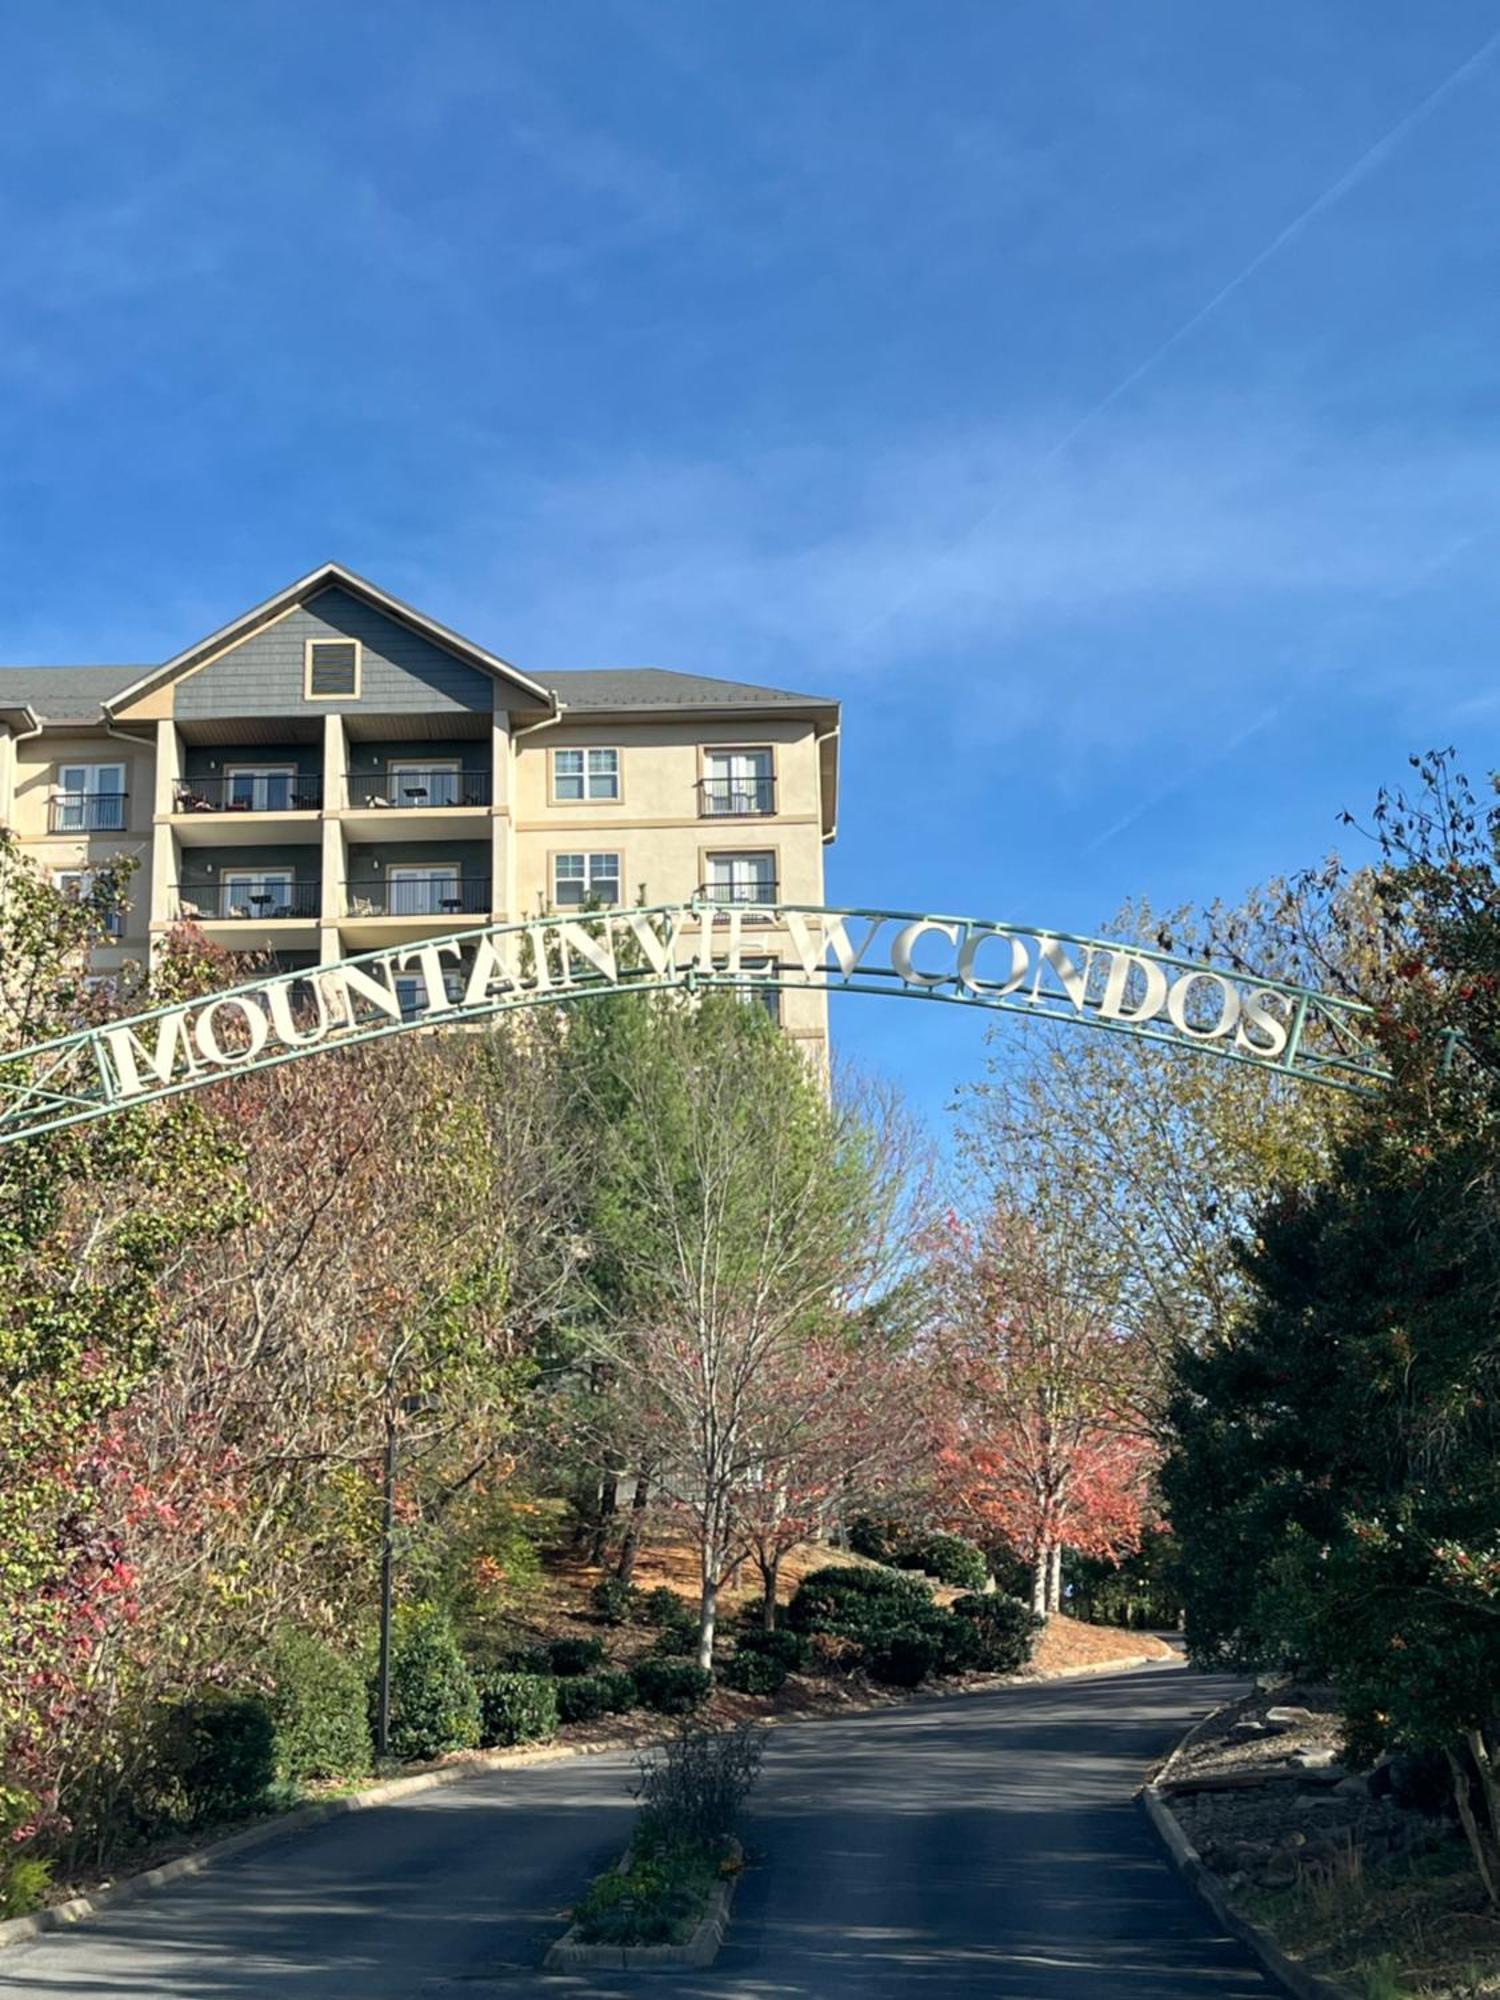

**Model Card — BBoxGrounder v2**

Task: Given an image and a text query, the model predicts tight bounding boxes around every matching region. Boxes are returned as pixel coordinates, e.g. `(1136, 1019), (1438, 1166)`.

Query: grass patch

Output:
(571, 1833), (728, 1947)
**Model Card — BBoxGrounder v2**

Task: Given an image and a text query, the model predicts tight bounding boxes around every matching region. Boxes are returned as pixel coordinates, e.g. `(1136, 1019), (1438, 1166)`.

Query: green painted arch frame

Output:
(0, 900), (1387, 1149)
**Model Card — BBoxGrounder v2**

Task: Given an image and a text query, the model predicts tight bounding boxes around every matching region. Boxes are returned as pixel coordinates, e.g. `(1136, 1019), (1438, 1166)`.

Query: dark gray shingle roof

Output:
(546, 668), (836, 711)
(0, 665), (146, 720)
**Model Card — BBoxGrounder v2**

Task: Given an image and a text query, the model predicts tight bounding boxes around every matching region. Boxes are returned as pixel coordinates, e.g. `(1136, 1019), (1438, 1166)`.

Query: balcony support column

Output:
(149, 720), (180, 935)
(490, 702), (512, 922)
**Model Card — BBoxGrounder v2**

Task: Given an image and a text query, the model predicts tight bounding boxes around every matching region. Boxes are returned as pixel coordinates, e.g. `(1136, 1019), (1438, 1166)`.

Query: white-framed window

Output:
(553, 851), (622, 908)
(225, 764), (298, 812)
(702, 747), (774, 816)
(220, 870), (295, 919)
(388, 760), (461, 808)
(55, 869), (125, 937)
(553, 747), (620, 803)
(385, 864), (463, 916)
(304, 638), (361, 699)
(395, 968), (467, 1019)
(705, 851), (776, 909)
(736, 955), (781, 1024)
(54, 762), (126, 831)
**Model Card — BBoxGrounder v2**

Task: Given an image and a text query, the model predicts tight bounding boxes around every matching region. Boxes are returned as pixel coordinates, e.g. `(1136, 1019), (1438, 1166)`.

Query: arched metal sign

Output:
(0, 900), (1385, 1148)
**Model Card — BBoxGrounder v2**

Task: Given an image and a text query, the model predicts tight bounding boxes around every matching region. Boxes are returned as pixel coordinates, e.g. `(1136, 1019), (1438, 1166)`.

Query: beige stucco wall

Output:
(9, 728), (154, 956)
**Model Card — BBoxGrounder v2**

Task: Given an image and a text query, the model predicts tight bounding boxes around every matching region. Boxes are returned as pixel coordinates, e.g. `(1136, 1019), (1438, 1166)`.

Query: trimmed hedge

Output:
(598, 1669), (638, 1714)
(554, 1675), (611, 1726)
(640, 1586), (695, 1631)
(589, 1578), (642, 1625)
(269, 1630), (371, 1782)
(787, 1564), (935, 1637)
(546, 1636), (606, 1678)
(949, 1593), (1041, 1674)
(632, 1659), (712, 1715)
(477, 1670), (558, 1747)
(868, 1629), (938, 1687)
(719, 1649), (787, 1695)
(894, 1534), (989, 1593)
(735, 1627), (811, 1674)
(379, 1607), (481, 1761)
(150, 1693), (276, 1829)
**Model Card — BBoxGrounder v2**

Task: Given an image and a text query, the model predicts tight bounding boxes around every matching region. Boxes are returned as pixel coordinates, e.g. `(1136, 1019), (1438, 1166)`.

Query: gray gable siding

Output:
(174, 588), (496, 720)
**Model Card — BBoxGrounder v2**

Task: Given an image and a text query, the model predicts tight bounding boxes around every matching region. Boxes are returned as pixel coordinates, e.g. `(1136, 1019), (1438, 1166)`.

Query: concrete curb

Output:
(0, 1645), (1177, 1954)
(1140, 1783), (1356, 2000)
(545, 1840), (741, 1972)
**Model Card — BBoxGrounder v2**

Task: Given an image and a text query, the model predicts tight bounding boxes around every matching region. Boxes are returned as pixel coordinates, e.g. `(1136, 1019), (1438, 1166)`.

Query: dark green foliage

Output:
(1066, 1539), (1182, 1631)
(476, 1671), (559, 1747)
(378, 1606), (481, 1761)
(847, 1516), (895, 1562)
(719, 1650), (787, 1695)
(786, 1563), (934, 1637)
(651, 1620), (699, 1658)
(735, 1627), (811, 1674)
(641, 1586), (695, 1631)
(590, 1578), (643, 1625)
(868, 1629), (937, 1687)
(572, 1842), (718, 1946)
(633, 1659), (712, 1715)
(949, 1594), (1042, 1673)
(894, 1534), (989, 1593)
(547, 1636), (606, 1678)
(597, 1669), (638, 1714)
(150, 1693), (276, 1829)
(268, 1630), (371, 1782)
(555, 1675), (612, 1726)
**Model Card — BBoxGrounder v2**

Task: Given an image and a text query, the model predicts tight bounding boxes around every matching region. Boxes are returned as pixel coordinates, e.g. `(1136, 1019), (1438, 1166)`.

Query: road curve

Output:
(0, 1663), (1272, 1999)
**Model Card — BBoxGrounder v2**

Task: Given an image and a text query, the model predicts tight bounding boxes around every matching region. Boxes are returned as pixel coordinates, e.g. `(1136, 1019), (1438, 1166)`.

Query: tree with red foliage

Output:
(926, 1205), (1155, 1617)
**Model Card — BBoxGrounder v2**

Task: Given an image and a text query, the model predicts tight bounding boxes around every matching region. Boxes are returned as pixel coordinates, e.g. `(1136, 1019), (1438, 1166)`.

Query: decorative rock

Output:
(1265, 1706), (1317, 1728)
(1290, 1748), (1343, 1773)
(1228, 1720), (1269, 1742)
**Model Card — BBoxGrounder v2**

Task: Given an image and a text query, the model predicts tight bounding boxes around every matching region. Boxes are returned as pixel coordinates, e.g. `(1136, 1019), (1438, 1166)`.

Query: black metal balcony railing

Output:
(173, 882), (322, 922)
(700, 875), (779, 907)
(49, 792), (127, 833)
(172, 775), (323, 813)
(698, 775), (775, 817)
(344, 877), (492, 919)
(348, 771), (492, 809)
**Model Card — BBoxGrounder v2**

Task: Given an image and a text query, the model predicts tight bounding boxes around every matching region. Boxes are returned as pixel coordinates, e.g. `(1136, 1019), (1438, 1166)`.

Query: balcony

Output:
(173, 881), (322, 922)
(698, 775), (775, 817)
(172, 774), (323, 814)
(344, 877), (491, 919)
(347, 768), (491, 810)
(49, 792), (127, 834)
(700, 875), (779, 919)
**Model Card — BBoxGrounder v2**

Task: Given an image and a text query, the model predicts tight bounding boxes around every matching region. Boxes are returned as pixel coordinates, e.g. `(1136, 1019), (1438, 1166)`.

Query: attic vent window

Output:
(305, 639), (361, 699)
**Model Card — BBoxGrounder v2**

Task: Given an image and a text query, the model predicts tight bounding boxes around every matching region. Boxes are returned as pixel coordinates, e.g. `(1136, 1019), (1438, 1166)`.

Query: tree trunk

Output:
(760, 1548), (782, 1631)
(1047, 1541), (1063, 1614)
(1448, 1747), (1500, 1907)
(1031, 1545), (1050, 1618)
(614, 1472), (650, 1584)
(698, 1569), (719, 1672)
(587, 1470), (619, 1564)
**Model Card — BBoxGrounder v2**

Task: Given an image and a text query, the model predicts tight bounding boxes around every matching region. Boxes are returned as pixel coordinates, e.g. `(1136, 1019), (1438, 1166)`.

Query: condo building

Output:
(0, 563), (840, 1056)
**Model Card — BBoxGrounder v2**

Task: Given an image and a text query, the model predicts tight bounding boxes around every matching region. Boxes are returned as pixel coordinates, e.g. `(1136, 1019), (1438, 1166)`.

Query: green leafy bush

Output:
(719, 1650), (787, 1695)
(787, 1563), (934, 1638)
(598, 1669), (638, 1713)
(590, 1578), (643, 1625)
(847, 1515), (895, 1562)
(950, 1593), (1042, 1673)
(633, 1659), (712, 1715)
(547, 1636), (606, 1677)
(477, 1670), (558, 1746)
(868, 1628), (938, 1687)
(0, 1788), (50, 1920)
(651, 1620), (699, 1658)
(268, 1630), (371, 1782)
(735, 1627), (811, 1673)
(150, 1692), (276, 1828)
(895, 1535), (990, 1593)
(555, 1675), (612, 1725)
(572, 1843), (718, 1946)
(641, 1586), (695, 1630)
(378, 1606), (481, 1761)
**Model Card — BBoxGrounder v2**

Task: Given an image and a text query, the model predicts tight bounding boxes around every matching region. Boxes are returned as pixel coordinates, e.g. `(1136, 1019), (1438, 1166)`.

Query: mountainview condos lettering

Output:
(99, 904), (1297, 1101)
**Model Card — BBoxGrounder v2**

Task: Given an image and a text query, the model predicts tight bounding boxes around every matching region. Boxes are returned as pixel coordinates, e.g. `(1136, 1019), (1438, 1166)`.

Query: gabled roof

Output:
(547, 667), (837, 713)
(0, 665), (144, 721)
(104, 561), (555, 714)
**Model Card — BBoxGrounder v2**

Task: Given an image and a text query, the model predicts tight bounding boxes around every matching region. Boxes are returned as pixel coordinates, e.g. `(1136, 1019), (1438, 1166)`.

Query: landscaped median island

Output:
(548, 1724), (762, 1970)
(1147, 1682), (1500, 2000)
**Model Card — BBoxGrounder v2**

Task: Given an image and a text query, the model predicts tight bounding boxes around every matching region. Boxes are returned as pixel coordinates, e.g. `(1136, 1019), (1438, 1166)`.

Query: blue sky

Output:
(4, 2), (1500, 1125)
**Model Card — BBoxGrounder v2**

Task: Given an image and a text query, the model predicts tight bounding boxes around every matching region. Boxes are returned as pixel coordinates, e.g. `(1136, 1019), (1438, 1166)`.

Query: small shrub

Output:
(477, 1670), (558, 1747)
(378, 1606), (481, 1761)
(555, 1675), (612, 1726)
(598, 1669), (638, 1714)
(150, 1692), (276, 1829)
(950, 1593), (1041, 1674)
(641, 1586), (694, 1630)
(868, 1628), (938, 1688)
(633, 1659), (713, 1715)
(635, 1723), (764, 1853)
(268, 1629), (371, 1782)
(736, 1627), (811, 1673)
(573, 1844), (717, 1946)
(896, 1534), (989, 1593)
(806, 1631), (863, 1676)
(547, 1636), (606, 1678)
(590, 1578), (642, 1625)
(787, 1563), (934, 1637)
(847, 1515), (895, 1562)
(651, 1620), (699, 1658)
(719, 1650), (787, 1696)
(0, 1788), (50, 1920)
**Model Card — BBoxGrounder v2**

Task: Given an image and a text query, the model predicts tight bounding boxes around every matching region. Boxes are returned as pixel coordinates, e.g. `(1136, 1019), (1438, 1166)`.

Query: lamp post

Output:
(374, 1391), (436, 1763)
